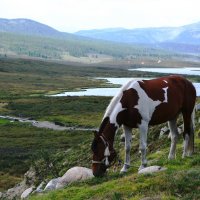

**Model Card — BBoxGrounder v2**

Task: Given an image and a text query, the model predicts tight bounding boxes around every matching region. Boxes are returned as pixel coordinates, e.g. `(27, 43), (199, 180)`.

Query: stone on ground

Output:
(56, 166), (94, 189)
(138, 166), (167, 174)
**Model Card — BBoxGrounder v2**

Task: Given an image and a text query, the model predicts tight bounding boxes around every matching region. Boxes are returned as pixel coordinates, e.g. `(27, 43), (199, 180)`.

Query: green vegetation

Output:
(0, 56), (200, 199)
(0, 32), (179, 60)
(29, 127), (200, 200)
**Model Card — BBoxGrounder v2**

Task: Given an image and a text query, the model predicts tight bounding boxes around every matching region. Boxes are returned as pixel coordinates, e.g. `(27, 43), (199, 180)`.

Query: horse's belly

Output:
(149, 104), (180, 125)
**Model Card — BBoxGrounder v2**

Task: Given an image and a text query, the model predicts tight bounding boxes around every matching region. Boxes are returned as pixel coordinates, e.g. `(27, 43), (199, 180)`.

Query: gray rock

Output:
(56, 167), (94, 189)
(34, 181), (46, 193)
(1, 168), (36, 200)
(138, 166), (167, 174)
(3, 181), (28, 200)
(21, 186), (34, 199)
(159, 126), (169, 138)
(44, 178), (61, 191)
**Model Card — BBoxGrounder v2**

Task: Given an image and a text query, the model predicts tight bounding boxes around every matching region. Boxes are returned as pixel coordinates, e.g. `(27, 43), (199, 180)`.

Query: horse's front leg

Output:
(120, 125), (132, 173)
(138, 121), (148, 171)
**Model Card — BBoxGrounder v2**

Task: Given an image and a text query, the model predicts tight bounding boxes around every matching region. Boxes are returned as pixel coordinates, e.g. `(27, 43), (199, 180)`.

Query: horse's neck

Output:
(101, 121), (118, 147)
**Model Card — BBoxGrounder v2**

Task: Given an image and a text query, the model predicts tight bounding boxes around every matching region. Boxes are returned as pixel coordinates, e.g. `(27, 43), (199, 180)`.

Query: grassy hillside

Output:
(0, 57), (200, 199)
(0, 32), (181, 60)
(28, 111), (200, 200)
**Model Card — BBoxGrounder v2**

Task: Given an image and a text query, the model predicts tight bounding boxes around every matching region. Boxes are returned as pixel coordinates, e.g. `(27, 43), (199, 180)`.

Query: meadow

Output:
(0, 56), (200, 199)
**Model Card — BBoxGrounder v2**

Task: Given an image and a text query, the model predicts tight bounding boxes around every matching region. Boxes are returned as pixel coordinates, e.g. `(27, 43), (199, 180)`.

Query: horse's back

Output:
(137, 76), (196, 125)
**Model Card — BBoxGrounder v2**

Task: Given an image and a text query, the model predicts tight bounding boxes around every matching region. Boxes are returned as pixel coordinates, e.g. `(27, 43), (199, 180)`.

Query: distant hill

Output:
(0, 18), (74, 39)
(75, 22), (200, 44)
(75, 22), (200, 54)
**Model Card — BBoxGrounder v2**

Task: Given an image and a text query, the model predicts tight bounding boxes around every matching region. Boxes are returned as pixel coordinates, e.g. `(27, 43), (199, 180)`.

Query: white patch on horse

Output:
(103, 79), (134, 127)
(163, 80), (168, 83)
(103, 80), (168, 128)
(133, 82), (161, 122)
(162, 87), (168, 103)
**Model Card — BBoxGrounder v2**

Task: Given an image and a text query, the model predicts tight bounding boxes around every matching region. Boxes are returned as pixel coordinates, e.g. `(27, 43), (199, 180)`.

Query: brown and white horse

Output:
(91, 75), (196, 177)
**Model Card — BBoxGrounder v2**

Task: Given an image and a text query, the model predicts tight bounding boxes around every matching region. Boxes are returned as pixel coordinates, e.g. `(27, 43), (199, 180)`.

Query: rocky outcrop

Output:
(0, 168), (36, 200)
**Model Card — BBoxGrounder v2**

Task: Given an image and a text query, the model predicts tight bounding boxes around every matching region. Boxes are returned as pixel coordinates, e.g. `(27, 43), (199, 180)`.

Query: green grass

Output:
(0, 56), (200, 199)
(0, 121), (94, 191)
(30, 135), (200, 200)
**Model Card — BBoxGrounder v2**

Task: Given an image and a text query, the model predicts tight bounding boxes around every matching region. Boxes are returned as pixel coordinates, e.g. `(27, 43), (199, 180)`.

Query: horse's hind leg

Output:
(168, 118), (178, 160)
(182, 111), (194, 157)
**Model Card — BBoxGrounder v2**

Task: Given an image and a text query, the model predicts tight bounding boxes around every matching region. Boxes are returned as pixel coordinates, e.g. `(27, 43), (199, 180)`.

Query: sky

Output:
(0, 0), (200, 33)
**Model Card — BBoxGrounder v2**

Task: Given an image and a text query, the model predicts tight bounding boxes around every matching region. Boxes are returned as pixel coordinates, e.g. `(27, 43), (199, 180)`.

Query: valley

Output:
(0, 56), (200, 199)
(0, 17), (200, 199)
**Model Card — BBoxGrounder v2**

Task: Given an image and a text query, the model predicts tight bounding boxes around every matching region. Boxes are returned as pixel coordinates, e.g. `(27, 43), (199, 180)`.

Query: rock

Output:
(138, 166), (167, 174)
(21, 186), (34, 199)
(34, 182), (46, 193)
(3, 181), (28, 200)
(24, 167), (36, 185)
(159, 126), (169, 138)
(2, 168), (36, 200)
(56, 167), (94, 189)
(44, 178), (61, 191)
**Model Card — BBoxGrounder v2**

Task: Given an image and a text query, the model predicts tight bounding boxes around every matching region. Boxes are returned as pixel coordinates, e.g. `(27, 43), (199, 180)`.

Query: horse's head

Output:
(91, 131), (116, 177)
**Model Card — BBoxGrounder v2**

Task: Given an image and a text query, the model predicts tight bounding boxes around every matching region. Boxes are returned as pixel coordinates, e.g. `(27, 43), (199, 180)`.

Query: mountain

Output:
(0, 18), (198, 59)
(75, 22), (200, 46)
(0, 18), (74, 39)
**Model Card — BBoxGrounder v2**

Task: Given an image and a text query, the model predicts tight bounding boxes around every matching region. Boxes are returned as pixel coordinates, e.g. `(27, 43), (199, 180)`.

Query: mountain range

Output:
(75, 22), (200, 45)
(0, 18), (200, 58)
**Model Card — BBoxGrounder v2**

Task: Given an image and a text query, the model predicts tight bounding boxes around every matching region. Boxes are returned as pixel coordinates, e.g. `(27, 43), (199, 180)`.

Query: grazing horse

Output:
(91, 75), (196, 177)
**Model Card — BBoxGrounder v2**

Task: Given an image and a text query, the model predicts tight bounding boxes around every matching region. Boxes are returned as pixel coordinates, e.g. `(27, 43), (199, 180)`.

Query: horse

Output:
(91, 75), (196, 177)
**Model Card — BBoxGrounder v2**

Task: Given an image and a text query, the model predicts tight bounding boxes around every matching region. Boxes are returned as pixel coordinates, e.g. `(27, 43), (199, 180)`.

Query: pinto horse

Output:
(91, 75), (196, 177)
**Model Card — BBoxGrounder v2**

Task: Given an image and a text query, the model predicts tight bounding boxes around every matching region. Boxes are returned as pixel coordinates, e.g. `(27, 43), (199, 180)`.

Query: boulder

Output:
(34, 181), (45, 193)
(44, 178), (61, 191)
(21, 186), (34, 199)
(2, 181), (28, 200)
(56, 167), (94, 189)
(1, 168), (36, 200)
(138, 166), (167, 174)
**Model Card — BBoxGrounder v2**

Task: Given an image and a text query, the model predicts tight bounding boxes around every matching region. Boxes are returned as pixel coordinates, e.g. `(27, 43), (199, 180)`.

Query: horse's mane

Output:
(103, 79), (134, 119)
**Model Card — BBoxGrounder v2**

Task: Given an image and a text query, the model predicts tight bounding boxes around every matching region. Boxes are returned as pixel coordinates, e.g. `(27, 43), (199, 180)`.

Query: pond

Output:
(52, 77), (200, 97)
(129, 67), (200, 76)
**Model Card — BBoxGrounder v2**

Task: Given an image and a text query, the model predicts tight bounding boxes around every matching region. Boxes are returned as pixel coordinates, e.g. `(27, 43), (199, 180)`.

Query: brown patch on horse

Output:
(138, 79), (168, 102)
(149, 75), (196, 125)
(117, 88), (142, 128)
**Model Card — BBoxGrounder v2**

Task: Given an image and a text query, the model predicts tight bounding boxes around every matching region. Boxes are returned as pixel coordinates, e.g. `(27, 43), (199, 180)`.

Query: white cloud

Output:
(0, 0), (200, 32)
